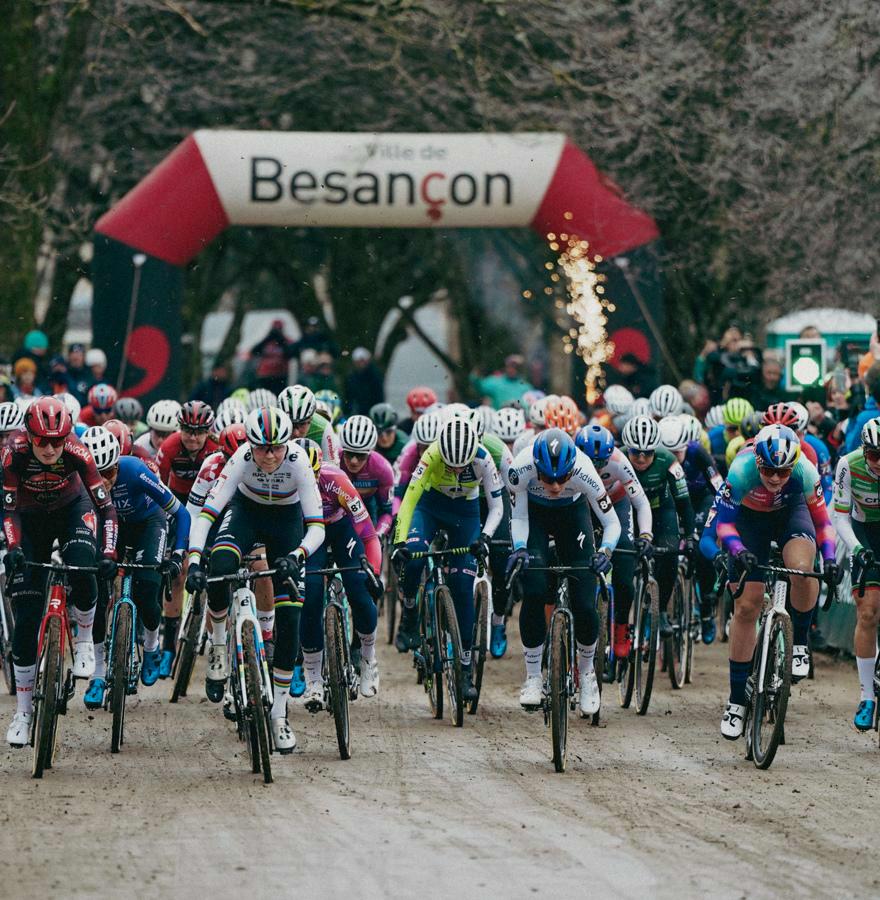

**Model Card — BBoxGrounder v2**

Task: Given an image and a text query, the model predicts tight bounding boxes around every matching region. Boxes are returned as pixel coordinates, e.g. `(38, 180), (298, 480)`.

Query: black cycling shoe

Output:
(395, 605), (419, 653)
(461, 664), (478, 703)
(659, 612), (673, 639)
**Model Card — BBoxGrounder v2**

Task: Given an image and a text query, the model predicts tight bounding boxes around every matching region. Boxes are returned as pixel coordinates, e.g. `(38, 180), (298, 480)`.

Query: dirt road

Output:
(1, 627), (876, 900)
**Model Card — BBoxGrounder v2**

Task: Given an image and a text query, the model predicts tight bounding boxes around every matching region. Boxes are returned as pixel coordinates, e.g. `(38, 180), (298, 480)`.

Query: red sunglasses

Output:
(31, 435), (66, 449)
(758, 464), (793, 477)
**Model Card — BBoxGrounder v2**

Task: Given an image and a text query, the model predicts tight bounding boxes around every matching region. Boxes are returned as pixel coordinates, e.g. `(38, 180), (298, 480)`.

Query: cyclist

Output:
(391, 411), (442, 525)
(103, 417), (159, 473)
(492, 405), (527, 452)
(185, 407), (324, 753)
(0, 402), (25, 451)
(716, 424), (838, 740)
(278, 384), (339, 463)
(315, 389), (342, 425)
(338, 415), (393, 538)
(649, 384), (684, 420)
(506, 429), (621, 717)
(134, 399), (182, 458)
(620, 415), (695, 638)
(577, 423), (654, 660)
(112, 397), (147, 439)
(708, 397), (753, 474)
(831, 418), (880, 731)
(392, 417), (503, 701)
(80, 426), (191, 707)
(247, 388), (278, 411)
(602, 385), (634, 437)
(79, 383), (119, 427)
(763, 402), (819, 468)
(511, 395), (553, 456)
(298, 440), (383, 709)
(370, 402), (408, 465)
(3, 397), (118, 746)
(399, 386), (438, 435)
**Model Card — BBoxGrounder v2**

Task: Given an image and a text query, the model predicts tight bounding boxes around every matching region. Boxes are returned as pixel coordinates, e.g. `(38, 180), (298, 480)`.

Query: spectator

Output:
(13, 358), (41, 399)
(290, 315), (339, 360)
(190, 362), (231, 408)
(694, 325), (742, 404)
(47, 356), (75, 396)
(844, 361), (880, 453)
(344, 347), (385, 415)
(470, 354), (535, 407)
(297, 348), (321, 391)
(12, 329), (50, 389)
(65, 342), (94, 404)
(603, 352), (658, 398)
(249, 319), (295, 395)
(0, 375), (14, 403)
(86, 348), (108, 383)
(747, 352), (787, 409)
(309, 351), (339, 393)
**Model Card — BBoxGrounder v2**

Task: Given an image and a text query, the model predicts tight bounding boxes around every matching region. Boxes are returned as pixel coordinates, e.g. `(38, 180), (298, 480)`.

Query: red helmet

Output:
(178, 400), (215, 431)
(88, 383), (118, 413)
(219, 423), (247, 458)
(406, 386), (438, 415)
(763, 402), (800, 429)
(25, 396), (72, 439)
(103, 418), (133, 455)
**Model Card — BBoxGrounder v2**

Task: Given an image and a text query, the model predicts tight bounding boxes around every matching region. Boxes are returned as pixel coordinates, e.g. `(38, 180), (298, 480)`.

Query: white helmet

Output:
(245, 406), (292, 446)
(467, 406), (493, 439)
(603, 384), (634, 415)
(649, 385), (684, 419)
(658, 416), (689, 452)
(679, 414), (703, 445)
(217, 396), (247, 418)
(705, 405), (725, 429)
(441, 402), (471, 423)
(629, 397), (652, 419)
(212, 403), (248, 437)
(529, 395), (554, 427)
(492, 406), (526, 443)
(621, 415), (661, 452)
(0, 401), (25, 433)
(862, 418), (880, 450)
(339, 415), (377, 453)
(146, 399), (181, 432)
(14, 395), (35, 414)
(247, 388), (278, 411)
(55, 392), (82, 424)
(786, 401), (809, 433)
(413, 411), (441, 445)
(81, 425), (121, 471)
(278, 385), (316, 423)
(438, 417), (479, 468)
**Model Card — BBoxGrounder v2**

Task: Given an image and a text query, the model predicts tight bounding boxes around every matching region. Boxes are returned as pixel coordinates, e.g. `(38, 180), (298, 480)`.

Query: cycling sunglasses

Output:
(180, 425), (210, 436)
(758, 464), (793, 477)
(31, 434), (66, 449)
(253, 443), (286, 453)
(628, 449), (655, 459)
(865, 448), (880, 462)
(343, 450), (369, 461)
(537, 470), (573, 486)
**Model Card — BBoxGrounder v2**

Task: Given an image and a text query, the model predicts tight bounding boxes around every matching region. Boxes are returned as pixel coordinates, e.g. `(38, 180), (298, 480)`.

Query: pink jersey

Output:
(392, 441), (422, 516)
(318, 464), (381, 570)
(340, 450), (394, 535)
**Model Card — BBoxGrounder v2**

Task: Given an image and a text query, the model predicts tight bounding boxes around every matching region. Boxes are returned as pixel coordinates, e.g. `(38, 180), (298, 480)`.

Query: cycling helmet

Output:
(722, 396), (754, 428)
(113, 397), (143, 424)
(278, 385), (316, 423)
(0, 401), (25, 433)
(315, 390), (342, 423)
(413, 411), (442, 446)
(14, 395), (35, 415)
(178, 399), (215, 432)
(620, 415), (661, 452)
(245, 407), (292, 446)
(492, 406), (526, 443)
(533, 428), (578, 481)
(247, 388), (278, 412)
(55, 392), (81, 424)
(649, 385), (684, 419)
(575, 424), (615, 462)
(545, 395), (580, 435)
(146, 399), (182, 432)
(212, 403), (247, 437)
(763, 402), (799, 428)
(314, 400), (333, 421)
(218, 423), (248, 458)
(629, 397), (652, 419)
(468, 405), (494, 439)
(217, 396), (247, 416)
(87, 383), (118, 412)
(754, 424), (800, 470)
(442, 403), (471, 423)
(407, 386), (438, 415)
(81, 425), (121, 471)
(293, 437), (323, 475)
(785, 401), (809, 433)
(339, 415), (378, 453)
(369, 402), (398, 431)
(679, 414), (703, 444)
(529, 395), (553, 427)
(520, 389), (546, 410)
(740, 411), (765, 440)
(603, 384), (634, 416)
(438, 417), (479, 468)
(658, 416), (689, 452)
(863, 418), (880, 451)
(704, 405), (725, 430)
(25, 396), (72, 439)
(726, 435), (747, 468)
(103, 418), (133, 455)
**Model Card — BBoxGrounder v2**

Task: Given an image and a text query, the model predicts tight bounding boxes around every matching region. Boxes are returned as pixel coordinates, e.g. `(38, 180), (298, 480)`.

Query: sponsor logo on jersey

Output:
(81, 510), (97, 536)
(508, 468), (519, 486)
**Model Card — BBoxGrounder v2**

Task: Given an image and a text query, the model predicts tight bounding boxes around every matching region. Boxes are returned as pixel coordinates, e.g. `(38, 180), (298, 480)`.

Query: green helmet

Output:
(369, 402), (398, 431)
(722, 396), (754, 428)
(315, 389), (342, 424)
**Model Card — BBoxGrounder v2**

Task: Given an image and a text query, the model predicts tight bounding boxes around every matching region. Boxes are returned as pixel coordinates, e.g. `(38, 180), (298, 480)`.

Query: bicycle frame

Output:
(755, 577), (789, 697)
(229, 573), (273, 708)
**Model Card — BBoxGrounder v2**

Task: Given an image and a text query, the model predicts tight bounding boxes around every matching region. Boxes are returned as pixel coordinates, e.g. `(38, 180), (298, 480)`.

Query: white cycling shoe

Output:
(519, 674), (543, 709)
(303, 680), (325, 713)
(271, 716), (296, 754)
(578, 671), (601, 717)
(7, 711), (32, 747)
(721, 702), (746, 740)
(72, 640), (96, 678)
(360, 658), (379, 698)
(792, 645), (810, 680)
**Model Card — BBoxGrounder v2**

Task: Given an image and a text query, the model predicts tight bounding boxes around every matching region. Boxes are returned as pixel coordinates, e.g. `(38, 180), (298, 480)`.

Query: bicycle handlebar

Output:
(207, 567), (283, 585)
(408, 546), (471, 560)
(24, 561), (99, 574)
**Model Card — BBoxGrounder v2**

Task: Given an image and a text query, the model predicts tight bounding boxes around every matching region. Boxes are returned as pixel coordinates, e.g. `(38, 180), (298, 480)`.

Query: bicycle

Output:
(379, 535), (398, 645)
(665, 555), (694, 690)
(469, 556), (492, 716)
(0, 563), (14, 695)
(25, 561), (98, 779)
(409, 532), (469, 728)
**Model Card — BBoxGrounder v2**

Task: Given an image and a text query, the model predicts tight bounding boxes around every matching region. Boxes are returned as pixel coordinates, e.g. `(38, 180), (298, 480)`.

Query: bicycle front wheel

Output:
(437, 586), (464, 727)
(468, 581), (488, 715)
(667, 569), (688, 690)
(422, 590), (443, 720)
(170, 596), (202, 703)
(32, 616), (62, 779)
(325, 602), (352, 760)
(750, 612), (793, 770)
(548, 612), (569, 773)
(110, 603), (133, 753)
(242, 621), (273, 783)
(635, 577), (659, 716)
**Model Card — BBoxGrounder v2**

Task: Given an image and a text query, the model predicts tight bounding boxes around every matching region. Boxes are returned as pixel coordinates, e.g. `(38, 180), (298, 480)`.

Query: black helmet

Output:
(369, 402), (398, 431)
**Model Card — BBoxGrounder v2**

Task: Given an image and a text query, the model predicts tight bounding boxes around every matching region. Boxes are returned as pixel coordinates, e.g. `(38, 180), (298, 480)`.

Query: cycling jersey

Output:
(804, 432), (832, 503)
(481, 432), (513, 483)
(682, 441), (723, 499)
(186, 450), (226, 519)
(157, 432), (219, 501)
(593, 447), (653, 538)
(318, 463), (380, 571)
(307, 412), (339, 464)
(832, 449), (880, 552)
(131, 443), (160, 473)
(340, 450), (393, 535)
(511, 428), (537, 457)
(627, 447), (695, 535)
(392, 440), (422, 515)
(133, 431), (165, 459)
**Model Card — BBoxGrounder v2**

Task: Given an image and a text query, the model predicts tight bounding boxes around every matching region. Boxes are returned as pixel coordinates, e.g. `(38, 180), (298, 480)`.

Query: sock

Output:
(577, 641), (597, 676)
(258, 610), (275, 642)
(491, 613), (505, 627)
(303, 650), (323, 685)
(272, 669), (292, 717)
(209, 610), (226, 646)
(93, 643), (106, 680)
(789, 607), (813, 646)
(358, 630), (377, 662)
(857, 656), (876, 702)
(14, 664), (36, 715)
(461, 649), (472, 667)
(729, 659), (751, 705)
(143, 627), (160, 653)
(523, 645), (542, 679)
(163, 616), (180, 651)
(75, 606), (95, 643)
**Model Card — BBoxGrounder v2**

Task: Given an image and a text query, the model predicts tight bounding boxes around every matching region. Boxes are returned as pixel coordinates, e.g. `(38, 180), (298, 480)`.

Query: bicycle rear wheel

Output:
(1, 584), (15, 696)
(548, 612), (569, 773)
(667, 569), (688, 690)
(468, 581), (488, 715)
(437, 586), (464, 727)
(750, 612), (793, 770)
(32, 616), (61, 779)
(170, 596), (202, 703)
(635, 577), (659, 716)
(242, 621), (272, 783)
(110, 603), (133, 753)
(325, 602), (352, 760)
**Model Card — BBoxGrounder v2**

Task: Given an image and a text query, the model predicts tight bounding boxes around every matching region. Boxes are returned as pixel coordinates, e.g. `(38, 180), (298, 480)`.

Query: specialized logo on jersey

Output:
(346, 537), (357, 558)
(577, 531), (586, 549)
(82, 510), (97, 536)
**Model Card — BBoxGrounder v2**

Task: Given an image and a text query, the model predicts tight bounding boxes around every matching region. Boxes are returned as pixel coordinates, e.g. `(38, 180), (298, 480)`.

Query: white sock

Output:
(358, 630), (377, 662)
(523, 645), (543, 678)
(491, 613), (505, 627)
(93, 643), (106, 679)
(209, 611), (226, 646)
(303, 650), (323, 684)
(272, 673), (290, 718)
(577, 641), (597, 676)
(857, 656), (876, 702)
(14, 664), (36, 715)
(257, 610), (275, 642)
(461, 649), (472, 667)
(74, 606), (95, 643)
(143, 627), (160, 653)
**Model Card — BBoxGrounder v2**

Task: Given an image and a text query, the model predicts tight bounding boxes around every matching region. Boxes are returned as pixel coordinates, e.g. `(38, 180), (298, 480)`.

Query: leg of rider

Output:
(653, 503), (679, 618)
(207, 497), (257, 645)
(164, 513), (184, 651)
(63, 497), (99, 649)
(10, 523), (48, 716)
(694, 497), (716, 617)
(330, 519), (378, 656)
(131, 517), (166, 652)
(852, 521), (880, 703)
(519, 501), (551, 681)
(611, 499), (635, 660)
(444, 504), (481, 665)
(401, 503), (434, 604)
(487, 493), (512, 622)
(92, 572), (110, 681)
(301, 542), (327, 685)
(779, 498), (819, 646)
(251, 552), (275, 642)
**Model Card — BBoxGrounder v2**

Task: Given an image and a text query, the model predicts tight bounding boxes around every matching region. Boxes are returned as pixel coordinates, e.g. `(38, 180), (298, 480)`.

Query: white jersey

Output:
(504, 446), (621, 552)
(595, 447), (653, 539)
(511, 428), (537, 458)
(133, 430), (163, 459)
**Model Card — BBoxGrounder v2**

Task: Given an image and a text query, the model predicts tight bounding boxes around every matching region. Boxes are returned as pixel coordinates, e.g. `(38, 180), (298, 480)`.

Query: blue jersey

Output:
(803, 433), (832, 504)
(683, 441), (722, 499)
(110, 456), (190, 551)
(709, 425), (728, 457)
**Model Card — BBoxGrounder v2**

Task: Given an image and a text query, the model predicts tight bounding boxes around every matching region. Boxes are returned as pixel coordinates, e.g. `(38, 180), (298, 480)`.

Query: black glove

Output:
(274, 552), (303, 581)
(365, 570), (385, 601)
(390, 543), (411, 570)
(98, 556), (118, 581)
(4, 547), (24, 580)
(634, 536), (654, 561)
(469, 533), (490, 563)
(855, 547), (875, 570)
(735, 549), (757, 577)
(824, 561), (842, 587)
(505, 547), (530, 580)
(591, 549), (612, 576)
(185, 562), (207, 594)
(160, 551), (184, 580)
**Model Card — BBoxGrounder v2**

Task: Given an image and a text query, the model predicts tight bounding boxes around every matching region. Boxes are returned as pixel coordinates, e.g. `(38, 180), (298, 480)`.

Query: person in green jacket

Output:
(470, 355), (535, 408)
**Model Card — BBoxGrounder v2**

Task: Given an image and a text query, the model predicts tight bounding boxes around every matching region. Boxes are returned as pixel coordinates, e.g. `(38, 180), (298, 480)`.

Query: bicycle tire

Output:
(685, 578), (697, 685)
(592, 582), (607, 725)
(242, 621), (273, 783)
(468, 581), (488, 715)
(1, 583), (15, 695)
(170, 597), (201, 703)
(325, 602), (351, 760)
(384, 564), (398, 645)
(437, 586), (464, 727)
(667, 570), (688, 690)
(422, 587), (443, 720)
(32, 616), (61, 779)
(618, 585), (637, 709)
(751, 612), (793, 770)
(548, 612), (569, 773)
(109, 603), (132, 753)
(635, 577), (659, 716)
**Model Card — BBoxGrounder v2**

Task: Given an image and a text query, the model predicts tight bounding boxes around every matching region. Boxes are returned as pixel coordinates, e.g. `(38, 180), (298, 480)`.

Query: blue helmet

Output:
(575, 424), (614, 463)
(754, 424), (800, 470)
(533, 428), (577, 481)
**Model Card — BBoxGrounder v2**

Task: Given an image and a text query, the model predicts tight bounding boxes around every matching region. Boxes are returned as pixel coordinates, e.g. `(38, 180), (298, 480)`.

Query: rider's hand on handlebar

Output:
(823, 560), (843, 588)
(855, 547), (875, 570)
(469, 532), (490, 564)
(505, 547), (530, 579)
(634, 535), (654, 561)
(734, 549), (757, 576)
(3, 547), (24, 579)
(680, 537), (697, 560)
(185, 562), (207, 593)
(98, 556), (118, 581)
(390, 543), (411, 570)
(274, 551), (304, 581)
(160, 551), (184, 580)
(591, 548), (612, 576)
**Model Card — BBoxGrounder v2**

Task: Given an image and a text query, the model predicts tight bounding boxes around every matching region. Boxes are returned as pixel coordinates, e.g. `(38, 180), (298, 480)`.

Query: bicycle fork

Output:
(232, 587), (273, 709)
(756, 580), (789, 696)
